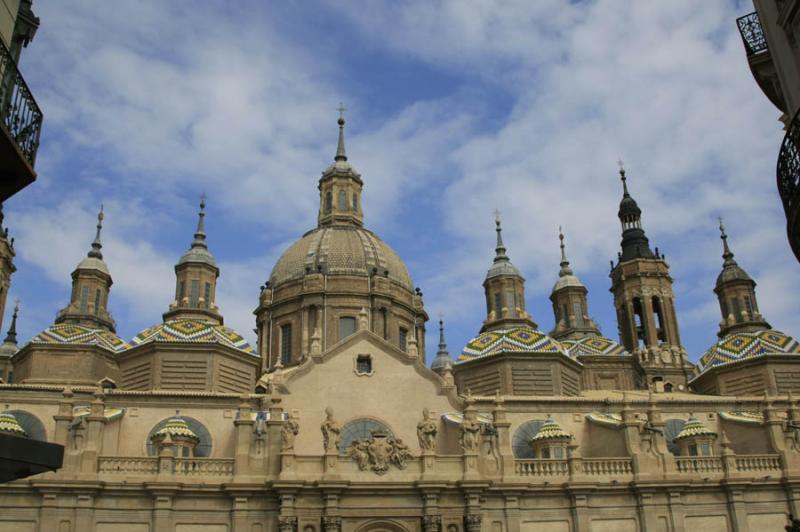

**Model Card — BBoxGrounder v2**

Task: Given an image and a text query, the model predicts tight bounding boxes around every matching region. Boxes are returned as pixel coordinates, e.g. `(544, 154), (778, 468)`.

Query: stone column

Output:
(569, 492), (590, 532)
(53, 387), (74, 448)
(764, 396), (799, 474)
(641, 295), (659, 349)
(75, 492), (95, 531)
(503, 494), (521, 532)
(234, 395), (254, 477)
(720, 432), (738, 479)
(231, 496), (250, 532)
(725, 488), (750, 532)
(667, 491), (686, 532)
(278, 492), (299, 532)
(635, 490), (660, 532)
(80, 388), (107, 473)
(152, 492), (175, 532)
(567, 443), (583, 481)
(492, 396), (515, 480)
(266, 396), (284, 478)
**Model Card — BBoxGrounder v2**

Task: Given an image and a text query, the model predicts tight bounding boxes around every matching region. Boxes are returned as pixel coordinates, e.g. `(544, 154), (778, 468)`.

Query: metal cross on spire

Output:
(337, 102), (346, 120)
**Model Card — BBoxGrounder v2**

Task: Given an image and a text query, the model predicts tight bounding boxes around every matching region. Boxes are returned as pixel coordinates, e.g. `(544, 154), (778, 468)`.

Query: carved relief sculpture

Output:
(321, 516), (342, 532)
(346, 429), (412, 475)
(278, 516), (298, 532)
(417, 408), (438, 452)
(321, 407), (341, 452)
(281, 413), (299, 452)
(422, 515), (442, 532)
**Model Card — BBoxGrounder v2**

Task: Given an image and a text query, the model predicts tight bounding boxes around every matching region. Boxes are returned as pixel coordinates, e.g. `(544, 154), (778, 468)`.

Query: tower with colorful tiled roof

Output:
(163, 196), (222, 325)
(55, 206), (115, 332)
(608, 164), (690, 392)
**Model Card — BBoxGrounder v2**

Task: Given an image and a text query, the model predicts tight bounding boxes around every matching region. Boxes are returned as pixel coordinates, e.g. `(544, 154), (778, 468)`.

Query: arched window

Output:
(8, 410), (46, 441)
(512, 419), (546, 458)
(338, 190), (347, 210)
(664, 419), (686, 456)
(338, 418), (393, 454)
(325, 192), (332, 213)
(146, 416), (212, 457)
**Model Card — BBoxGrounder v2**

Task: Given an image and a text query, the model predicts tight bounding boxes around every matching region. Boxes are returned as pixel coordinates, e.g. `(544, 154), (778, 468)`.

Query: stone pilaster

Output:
(725, 487), (750, 532)
(80, 388), (107, 473)
(233, 395), (254, 477)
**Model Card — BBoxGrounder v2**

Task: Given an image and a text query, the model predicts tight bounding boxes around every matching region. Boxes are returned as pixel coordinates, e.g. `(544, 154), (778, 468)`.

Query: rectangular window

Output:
(356, 354), (372, 374)
(178, 281), (185, 302)
(689, 444), (698, 457)
(7, 371), (12, 384)
(204, 282), (211, 308)
(399, 327), (408, 353)
(94, 289), (101, 314)
(554, 447), (564, 459)
(339, 316), (356, 340)
(505, 291), (516, 317)
(732, 298), (742, 323)
(79, 286), (89, 313)
(562, 304), (569, 326)
(573, 302), (584, 327)
(494, 293), (502, 316)
(744, 296), (753, 318)
(280, 324), (292, 365)
(190, 280), (200, 307)
(700, 443), (711, 456)
(541, 447), (551, 459)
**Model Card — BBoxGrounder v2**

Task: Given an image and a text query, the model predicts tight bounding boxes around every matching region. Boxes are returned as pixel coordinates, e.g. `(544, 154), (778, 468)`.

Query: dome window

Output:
(339, 316), (356, 340)
(325, 192), (332, 213)
(280, 323), (292, 365)
(398, 327), (408, 352)
(355, 354), (372, 376)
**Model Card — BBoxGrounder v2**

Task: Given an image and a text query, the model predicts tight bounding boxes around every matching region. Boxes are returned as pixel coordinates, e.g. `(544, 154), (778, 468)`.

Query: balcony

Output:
(737, 11), (787, 113)
(777, 107), (800, 261)
(0, 37), (42, 202)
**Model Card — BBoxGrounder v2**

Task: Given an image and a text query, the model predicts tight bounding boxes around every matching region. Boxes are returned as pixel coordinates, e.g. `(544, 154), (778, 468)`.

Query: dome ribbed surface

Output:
(0, 412), (27, 438)
(530, 418), (572, 442)
(458, 327), (569, 362)
(270, 226), (413, 291)
(673, 417), (716, 441)
(151, 417), (200, 443)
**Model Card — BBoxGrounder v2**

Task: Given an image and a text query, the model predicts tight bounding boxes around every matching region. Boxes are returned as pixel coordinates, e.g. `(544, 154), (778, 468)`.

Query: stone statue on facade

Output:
(417, 408), (438, 452)
(320, 407), (341, 452)
(281, 413), (299, 452)
(460, 414), (481, 452)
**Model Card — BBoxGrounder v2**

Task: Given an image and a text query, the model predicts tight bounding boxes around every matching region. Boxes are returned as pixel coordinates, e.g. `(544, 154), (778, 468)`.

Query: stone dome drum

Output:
(269, 225), (413, 291)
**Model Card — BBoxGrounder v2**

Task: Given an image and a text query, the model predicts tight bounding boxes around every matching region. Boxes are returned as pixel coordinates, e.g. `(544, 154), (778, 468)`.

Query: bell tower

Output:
(163, 196), (223, 324)
(549, 227), (601, 340)
(481, 213), (536, 332)
(608, 164), (690, 391)
(714, 218), (770, 337)
(55, 206), (116, 331)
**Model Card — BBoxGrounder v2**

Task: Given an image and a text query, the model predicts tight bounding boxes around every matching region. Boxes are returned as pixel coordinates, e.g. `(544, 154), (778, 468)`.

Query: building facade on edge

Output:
(0, 111), (799, 532)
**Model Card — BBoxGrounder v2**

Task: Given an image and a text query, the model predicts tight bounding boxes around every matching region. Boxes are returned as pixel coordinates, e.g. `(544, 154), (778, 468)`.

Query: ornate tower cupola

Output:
(481, 213), (536, 333)
(317, 106), (364, 228)
(55, 206), (115, 331)
(549, 227), (600, 340)
(617, 164), (655, 261)
(714, 218), (770, 337)
(163, 196), (222, 325)
(609, 164), (689, 391)
(430, 318), (454, 375)
(0, 204), (16, 333)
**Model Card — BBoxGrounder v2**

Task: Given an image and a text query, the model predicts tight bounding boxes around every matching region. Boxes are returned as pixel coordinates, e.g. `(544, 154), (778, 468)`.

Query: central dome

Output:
(269, 225), (413, 291)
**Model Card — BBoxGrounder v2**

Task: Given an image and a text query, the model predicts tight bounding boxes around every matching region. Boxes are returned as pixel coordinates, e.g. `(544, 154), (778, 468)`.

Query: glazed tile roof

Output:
(695, 329), (800, 375)
(459, 327), (570, 362)
(30, 324), (129, 353)
(530, 417), (572, 442)
(131, 319), (255, 355)
(151, 416), (200, 443)
(718, 411), (764, 425)
(560, 336), (627, 357)
(673, 417), (716, 441)
(0, 412), (27, 437)
(585, 412), (623, 427)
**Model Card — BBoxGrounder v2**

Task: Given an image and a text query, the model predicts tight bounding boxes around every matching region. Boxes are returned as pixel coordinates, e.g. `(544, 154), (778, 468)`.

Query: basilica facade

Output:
(0, 116), (798, 532)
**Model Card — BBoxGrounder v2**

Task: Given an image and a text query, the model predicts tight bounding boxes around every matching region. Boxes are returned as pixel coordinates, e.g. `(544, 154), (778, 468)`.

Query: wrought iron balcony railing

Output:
(778, 107), (800, 216)
(737, 11), (769, 56)
(0, 37), (42, 167)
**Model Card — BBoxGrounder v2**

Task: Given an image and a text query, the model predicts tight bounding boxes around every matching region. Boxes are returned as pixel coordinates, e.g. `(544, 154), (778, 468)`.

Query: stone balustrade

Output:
(98, 457), (159, 475)
(515, 459), (569, 477)
(173, 457), (235, 476)
(735, 454), (781, 473)
(581, 457), (633, 476)
(675, 456), (724, 474)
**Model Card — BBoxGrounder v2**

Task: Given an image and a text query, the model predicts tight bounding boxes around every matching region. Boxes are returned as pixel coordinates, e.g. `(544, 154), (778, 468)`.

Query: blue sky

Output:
(4, 0), (798, 365)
